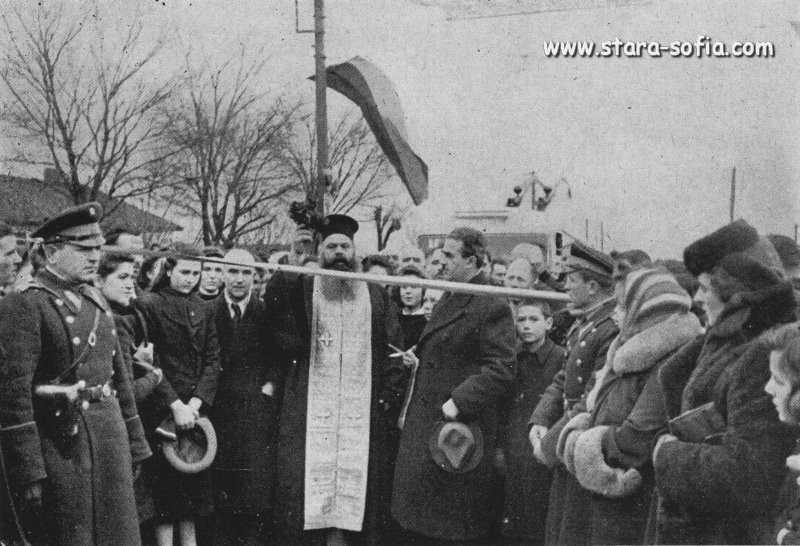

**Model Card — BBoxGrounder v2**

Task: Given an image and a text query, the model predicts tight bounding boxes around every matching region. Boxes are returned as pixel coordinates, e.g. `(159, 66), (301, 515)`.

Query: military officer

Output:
(527, 240), (619, 545)
(0, 203), (151, 545)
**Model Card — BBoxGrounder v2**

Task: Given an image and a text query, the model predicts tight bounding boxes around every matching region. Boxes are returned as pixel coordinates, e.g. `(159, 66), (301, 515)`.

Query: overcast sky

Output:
(2, 0), (799, 258)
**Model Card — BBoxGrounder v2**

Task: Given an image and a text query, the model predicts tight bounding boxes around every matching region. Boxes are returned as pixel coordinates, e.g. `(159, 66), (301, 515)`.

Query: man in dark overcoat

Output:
(527, 240), (618, 545)
(0, 203), (151, 545)
(265, 215), (401, 545)
(210, 248), (280, 544)
(391, 227), (517, 543)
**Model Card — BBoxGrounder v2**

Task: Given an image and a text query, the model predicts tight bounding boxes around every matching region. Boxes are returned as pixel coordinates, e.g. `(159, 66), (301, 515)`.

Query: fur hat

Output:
(683, 219), (780, 276)
(429, 420), (484, 474)
(573, 426), (642, 498)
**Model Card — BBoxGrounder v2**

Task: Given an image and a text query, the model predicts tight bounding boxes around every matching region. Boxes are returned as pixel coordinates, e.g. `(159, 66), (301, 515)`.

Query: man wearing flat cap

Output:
(527, 239), (619, 545)
(265, 214), (401, 545)
(0, 202), (151, 544)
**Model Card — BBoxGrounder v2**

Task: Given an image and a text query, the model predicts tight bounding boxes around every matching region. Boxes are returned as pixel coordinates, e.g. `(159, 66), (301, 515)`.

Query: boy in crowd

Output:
(498, 300), (565, 545)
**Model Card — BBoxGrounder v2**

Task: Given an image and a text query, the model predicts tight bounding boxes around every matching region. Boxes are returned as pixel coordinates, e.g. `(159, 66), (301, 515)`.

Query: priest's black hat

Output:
(319, 214), (359, 241)
(32, 202), (105, 247)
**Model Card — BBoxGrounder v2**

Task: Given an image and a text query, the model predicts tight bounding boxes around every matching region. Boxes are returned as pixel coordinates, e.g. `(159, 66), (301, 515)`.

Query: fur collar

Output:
(611, 313), (702, 374)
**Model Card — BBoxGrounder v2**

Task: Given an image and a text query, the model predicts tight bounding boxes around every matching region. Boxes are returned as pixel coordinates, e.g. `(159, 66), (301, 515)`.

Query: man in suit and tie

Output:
(209, 248), (280, 544)
(391, 227), (517, 544)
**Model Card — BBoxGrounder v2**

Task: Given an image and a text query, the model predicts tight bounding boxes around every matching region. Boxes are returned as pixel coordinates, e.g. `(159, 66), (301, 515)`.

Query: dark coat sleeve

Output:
(450, 298), (516, 417)
(602, 366), (669, 469)
(380, 306), (410, 414)
(194, 303), (221, 407)
(110, 338), (152, 464)
(529, 367), (566, 428)
(654, 341), (796, 515)
(0, 294), (47, 489)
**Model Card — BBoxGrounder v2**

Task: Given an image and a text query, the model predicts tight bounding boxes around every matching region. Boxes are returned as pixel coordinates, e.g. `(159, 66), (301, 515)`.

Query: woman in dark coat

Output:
(97, 252), (164, 526)
(558, 267), (702, 545)
(650, 221), (797, 544)
(763, 325), (800, 545)
(137, 256), (221, 546)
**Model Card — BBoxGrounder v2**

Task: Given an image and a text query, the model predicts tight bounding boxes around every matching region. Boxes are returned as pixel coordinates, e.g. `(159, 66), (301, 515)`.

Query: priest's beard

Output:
(320, 254), (359, 301)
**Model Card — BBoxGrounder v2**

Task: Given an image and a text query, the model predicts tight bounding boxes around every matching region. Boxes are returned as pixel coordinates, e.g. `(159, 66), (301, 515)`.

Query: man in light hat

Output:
(527, 239), (619, 545)
(0, 202), (151, 545)
(265, 214), (401, 545)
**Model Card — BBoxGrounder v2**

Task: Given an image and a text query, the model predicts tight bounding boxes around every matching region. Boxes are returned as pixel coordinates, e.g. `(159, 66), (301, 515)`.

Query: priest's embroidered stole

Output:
(304, 277), (373, 532)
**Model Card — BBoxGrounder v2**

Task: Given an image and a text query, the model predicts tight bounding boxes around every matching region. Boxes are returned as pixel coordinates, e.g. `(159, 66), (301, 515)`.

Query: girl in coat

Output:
(764, 325), (800, 545)
(97, 252), (164, 526)
(558, 267), (702, 544)
(650, 220), (797, 544)
(137, 256), (221, 546)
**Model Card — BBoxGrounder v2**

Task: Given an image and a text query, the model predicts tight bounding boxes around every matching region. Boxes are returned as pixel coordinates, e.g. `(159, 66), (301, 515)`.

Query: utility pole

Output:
(729, 167), (736, 223)
(314, 0), (328, 217)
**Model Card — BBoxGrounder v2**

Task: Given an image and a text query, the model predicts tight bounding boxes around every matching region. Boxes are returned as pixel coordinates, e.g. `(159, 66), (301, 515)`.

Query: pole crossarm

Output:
(100, 245), (570, 302)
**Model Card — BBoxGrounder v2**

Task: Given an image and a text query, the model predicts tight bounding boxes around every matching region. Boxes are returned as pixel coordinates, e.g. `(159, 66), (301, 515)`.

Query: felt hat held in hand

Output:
(156, 416), (218, 474)
(428, 420), (484, 474)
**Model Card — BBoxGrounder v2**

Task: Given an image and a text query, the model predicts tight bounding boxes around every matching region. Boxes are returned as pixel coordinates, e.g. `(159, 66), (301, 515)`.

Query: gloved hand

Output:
(529, 425), (548, 465)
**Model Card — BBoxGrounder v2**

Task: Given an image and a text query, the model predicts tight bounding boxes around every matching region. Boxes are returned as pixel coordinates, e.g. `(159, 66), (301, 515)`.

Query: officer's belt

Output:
(78, 382), (114, 402)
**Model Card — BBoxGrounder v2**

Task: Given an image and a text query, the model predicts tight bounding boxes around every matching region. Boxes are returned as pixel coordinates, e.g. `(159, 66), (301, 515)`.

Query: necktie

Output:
(231, 303), (242, 327)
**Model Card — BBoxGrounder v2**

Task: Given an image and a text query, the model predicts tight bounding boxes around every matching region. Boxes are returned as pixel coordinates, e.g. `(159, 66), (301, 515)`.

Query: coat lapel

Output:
(416, 271), (488, 346)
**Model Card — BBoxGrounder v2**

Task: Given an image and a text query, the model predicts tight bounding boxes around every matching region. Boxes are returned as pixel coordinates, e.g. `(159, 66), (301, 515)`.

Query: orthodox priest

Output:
(265, 213), (401, 546)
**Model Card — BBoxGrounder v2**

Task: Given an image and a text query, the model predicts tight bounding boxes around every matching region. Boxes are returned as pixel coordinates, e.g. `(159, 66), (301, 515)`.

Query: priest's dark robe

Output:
(264, 271), (402, 545)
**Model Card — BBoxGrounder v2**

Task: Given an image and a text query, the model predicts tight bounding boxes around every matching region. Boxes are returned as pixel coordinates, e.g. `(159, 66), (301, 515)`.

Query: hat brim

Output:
(428, 419), (484, 474)
(160, 416), (217, 474)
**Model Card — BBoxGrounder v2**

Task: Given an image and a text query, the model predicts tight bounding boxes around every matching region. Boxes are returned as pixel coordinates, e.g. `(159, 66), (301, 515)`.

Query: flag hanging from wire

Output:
(312, 56), (429, 205)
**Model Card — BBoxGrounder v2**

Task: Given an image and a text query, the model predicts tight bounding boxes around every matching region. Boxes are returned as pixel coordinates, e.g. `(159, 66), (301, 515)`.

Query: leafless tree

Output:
(161, 52), (301, 246)
(281, 111), (404, 218)
(0, 6), (175, 210)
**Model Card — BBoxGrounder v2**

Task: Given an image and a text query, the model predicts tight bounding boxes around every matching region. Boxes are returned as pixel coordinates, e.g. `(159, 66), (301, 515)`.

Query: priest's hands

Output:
(442, 398), (459, 420)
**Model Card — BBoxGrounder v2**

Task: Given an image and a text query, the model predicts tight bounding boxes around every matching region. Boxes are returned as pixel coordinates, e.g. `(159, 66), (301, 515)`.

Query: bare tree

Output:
(0, 6), (175, 209)
(161, 52), (300, 246)
(281, 111), (404, 218)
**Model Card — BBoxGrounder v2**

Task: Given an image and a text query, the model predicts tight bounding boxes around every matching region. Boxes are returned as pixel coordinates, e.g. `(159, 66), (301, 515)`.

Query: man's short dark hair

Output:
(446, 227), (487, 269)
(491, 257), (508, 269)
(517, 299), (552, 318)
(362, 254), (393, 273)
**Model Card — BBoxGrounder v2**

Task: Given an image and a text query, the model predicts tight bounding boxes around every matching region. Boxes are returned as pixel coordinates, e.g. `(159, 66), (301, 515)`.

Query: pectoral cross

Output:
(319, 332), (335, 348)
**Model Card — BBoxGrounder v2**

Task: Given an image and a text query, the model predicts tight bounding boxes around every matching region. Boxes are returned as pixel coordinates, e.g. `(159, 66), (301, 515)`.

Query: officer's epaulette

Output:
(81, 284), (111, 313)
(21, 278), (59, 298)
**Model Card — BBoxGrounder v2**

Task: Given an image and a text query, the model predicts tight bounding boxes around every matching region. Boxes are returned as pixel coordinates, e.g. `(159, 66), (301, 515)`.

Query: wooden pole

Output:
(729, 167), (736, 222)
(314, 0), (328, 217)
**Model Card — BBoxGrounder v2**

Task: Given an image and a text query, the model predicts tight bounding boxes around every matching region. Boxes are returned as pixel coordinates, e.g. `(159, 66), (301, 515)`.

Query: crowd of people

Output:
(2, 201), (800, 546)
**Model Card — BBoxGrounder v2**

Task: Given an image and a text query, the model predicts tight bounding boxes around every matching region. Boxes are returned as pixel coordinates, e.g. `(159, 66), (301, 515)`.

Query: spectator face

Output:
(320, 234), (356, 271)
(490, 263), (507, 285)
(399, 279), (423, 311)
(366, 264), (389, 278)
(565, 271), (595, 309)
(765, 350), (793, 423)
(400, 247), (425, 268)
(48, 243), (102, 283)
(425, 248), (446, 280)
(441, 238), (477, 283)
(200, 261), (224, 294)
(99, 262), (136, 307)
(422, 288), (444, 320)
(292, 235), (315, 265)
(515, 304), (551, 345)
(694, 273), (725, 327)
(225, 265), (254, 301)
(169, 259), (201, 294)
(0, 234), (22, 287)
(504, 259), (533, 290)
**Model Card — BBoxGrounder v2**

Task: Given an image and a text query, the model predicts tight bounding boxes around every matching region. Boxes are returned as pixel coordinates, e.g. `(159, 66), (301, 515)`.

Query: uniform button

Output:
(577, 376), (583, 383)
(55, 299), (64, 306)
(591, 327), (597, 333)
(576, 359), (582, 365)
(111, 329), (117, 336)
(112, 350), (116, 356)
(580, 341), (586, 347)
(66, 316), (75, 324)
(190, 311), (195, 317)
(787, 520), (794, 530)
(81, 401), (90, 411)
(105, 311), (113, 318)
(55, 409), (62, 417)
(72, 336), (81, 345)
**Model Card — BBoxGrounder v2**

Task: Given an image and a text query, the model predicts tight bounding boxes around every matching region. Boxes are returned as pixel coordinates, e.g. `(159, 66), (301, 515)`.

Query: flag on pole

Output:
(312, 56), (429, 205)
